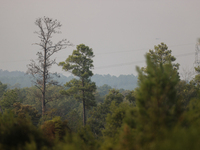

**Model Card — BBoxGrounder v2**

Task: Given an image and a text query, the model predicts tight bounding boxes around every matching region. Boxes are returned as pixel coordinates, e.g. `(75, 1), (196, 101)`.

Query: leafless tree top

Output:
(27, 16), (73, 92)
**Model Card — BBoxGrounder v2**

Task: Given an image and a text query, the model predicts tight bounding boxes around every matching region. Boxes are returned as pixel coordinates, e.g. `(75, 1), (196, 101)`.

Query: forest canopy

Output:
(0, 17), (199, 150)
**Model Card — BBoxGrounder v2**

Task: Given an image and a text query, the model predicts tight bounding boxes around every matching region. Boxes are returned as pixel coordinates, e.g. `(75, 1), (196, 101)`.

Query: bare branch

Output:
(27, 17), (72, 116)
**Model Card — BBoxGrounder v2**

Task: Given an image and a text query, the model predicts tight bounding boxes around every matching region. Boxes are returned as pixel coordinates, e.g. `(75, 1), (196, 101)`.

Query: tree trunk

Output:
(42, 48), (47, 117)
(82, 78), (86, 126)
(83, 96), (86, 126)
(42, 92), (45, 116)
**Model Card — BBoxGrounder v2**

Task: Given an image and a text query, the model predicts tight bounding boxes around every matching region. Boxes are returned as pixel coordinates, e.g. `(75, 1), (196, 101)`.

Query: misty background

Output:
(0, 0), (200, 77)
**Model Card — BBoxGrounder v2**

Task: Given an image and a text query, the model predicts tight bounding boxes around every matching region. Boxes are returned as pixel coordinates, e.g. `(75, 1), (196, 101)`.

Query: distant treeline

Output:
(0, 69), (137, 90)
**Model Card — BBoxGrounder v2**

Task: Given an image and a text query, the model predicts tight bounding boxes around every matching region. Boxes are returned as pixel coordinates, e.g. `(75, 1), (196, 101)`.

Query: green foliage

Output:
(78, 126), (97, 149)
(52, 132), (91, 150)
(50, 125), (97, 150)
(59, 44), (94, 78)
(0, 111), (50, 150)
(0, 81), (7, 98)
(41, 116), (70, 142)
(102, 102), (131, 139)
(13, 87), (27, 103)
(136, 54), (182, 129)
(115, 125), (135, 150)
(134, 96), (200, 149)
(104, 89), (124, 105)
(59, 44), (96, 126)
(191, 66), (200, 89)
(55, 96), (81, 121)
(125, 90), (135, 104)
(13, 102), (41, 126)
(52, 136), (82, 150)
(87, 89), (124, 137)
(61, 78), (97, 108)
(101, 52), (184, 150)
(97, 84), (112, 97)
(146, 42), (179, 71)
(22, 85), (65, 118)
(98, 53), (184, 150)
(122, 53), (182, 149)
(87, 103), (108, 137)
(2, 42), (200, 149)
(183, 97), (200, 128)
(152, 127), (200, 150)
(123, 107), (138, 129)
(138, 63), (179, 144)
(22, 86), (42, 113)
(66, 110), (82, 132)
(176, 80), (198, 107)
(94, 91), (104, 103)
(0, 90), (18, 111)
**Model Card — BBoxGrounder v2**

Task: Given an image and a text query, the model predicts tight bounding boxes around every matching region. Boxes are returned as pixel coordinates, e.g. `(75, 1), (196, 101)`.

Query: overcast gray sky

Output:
(0, 0), (200, 76)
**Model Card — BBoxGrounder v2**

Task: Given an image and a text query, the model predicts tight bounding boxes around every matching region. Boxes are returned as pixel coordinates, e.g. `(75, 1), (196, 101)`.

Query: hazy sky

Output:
(0, 0), (200, 76)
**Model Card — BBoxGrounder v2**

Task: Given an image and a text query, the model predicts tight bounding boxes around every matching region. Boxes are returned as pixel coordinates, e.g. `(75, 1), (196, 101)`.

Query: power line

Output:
(95, 43), (195, 55)
(94, 51), (195, 70)
(0, 43), (195, 67)
(0, 59), (30, 63)
(175, 52), (194, 57)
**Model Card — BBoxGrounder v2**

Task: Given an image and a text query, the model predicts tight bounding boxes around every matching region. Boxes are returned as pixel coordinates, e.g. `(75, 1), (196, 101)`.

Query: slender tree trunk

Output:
(82, 78), (86, 126)
(83, 95), (86, 126)
(42, 49), (47, 117)
(42, 92), (45, 116)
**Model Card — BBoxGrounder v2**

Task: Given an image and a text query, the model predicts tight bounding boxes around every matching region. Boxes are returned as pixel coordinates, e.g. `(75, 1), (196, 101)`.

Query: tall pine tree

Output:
(135, 54), (183, 148)
(59, 44), (96, 126)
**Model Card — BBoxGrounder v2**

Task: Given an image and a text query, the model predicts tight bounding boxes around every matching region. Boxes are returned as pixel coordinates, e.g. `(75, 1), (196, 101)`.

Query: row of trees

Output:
(0, 41), (199, 149)
(0, 40), (199, 149)
(26, 17), (97, 126)
(24, 16), (200, 129)
(1, 16), (200, 149)
(0, 72), (137, 90)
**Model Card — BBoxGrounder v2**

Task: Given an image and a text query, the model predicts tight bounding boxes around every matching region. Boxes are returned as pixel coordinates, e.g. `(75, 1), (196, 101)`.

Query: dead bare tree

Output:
(180, 67), (195, 83)
(27, 17), (72, 116)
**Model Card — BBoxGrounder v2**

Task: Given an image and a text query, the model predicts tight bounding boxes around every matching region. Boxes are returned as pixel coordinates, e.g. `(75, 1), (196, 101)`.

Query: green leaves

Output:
(133, 54), (183, 149)
(59, 44), (96, 126)
(102, 102), (130, 138)
(0, 82), (7, 98)
(59, 44), (94, 78)
(13, 102), (41, 126)
(104, 89), (124, 105)
(0, 90), (18, 111)
(0, 111), (51, 149)
(144, 42), (180, 72)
